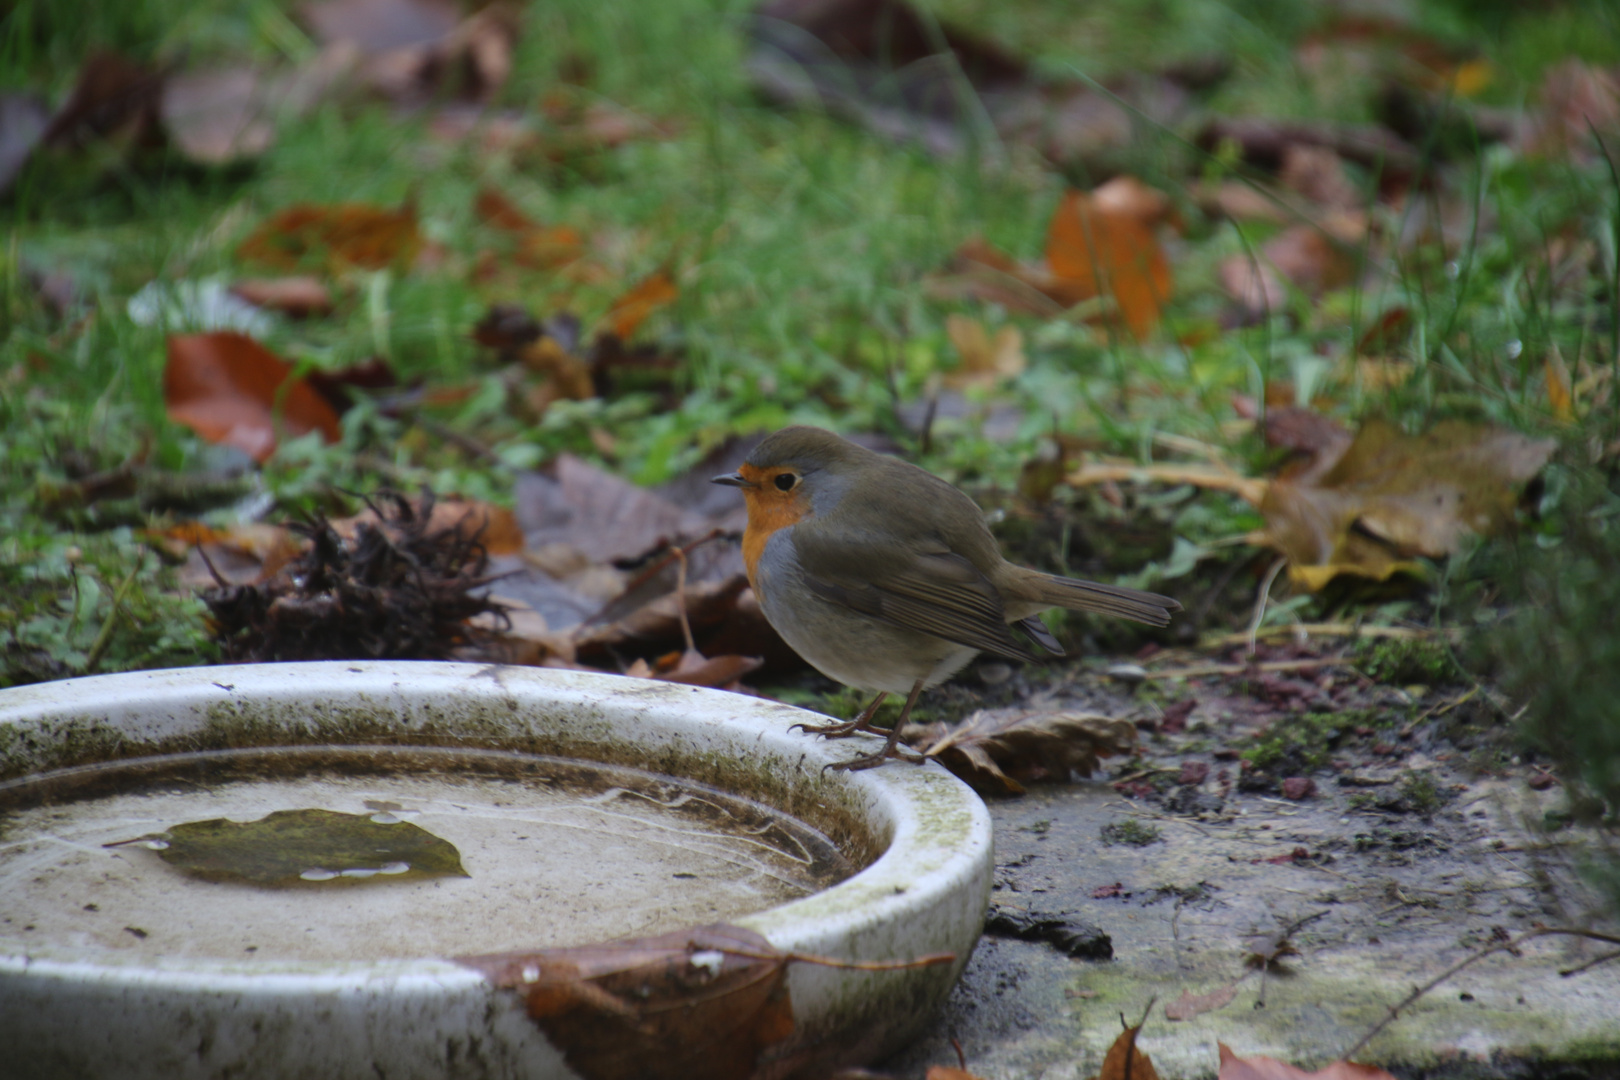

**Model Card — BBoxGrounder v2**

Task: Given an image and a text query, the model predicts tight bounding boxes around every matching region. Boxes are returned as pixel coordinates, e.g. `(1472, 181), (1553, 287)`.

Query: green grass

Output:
(3, 0), (1620, 689)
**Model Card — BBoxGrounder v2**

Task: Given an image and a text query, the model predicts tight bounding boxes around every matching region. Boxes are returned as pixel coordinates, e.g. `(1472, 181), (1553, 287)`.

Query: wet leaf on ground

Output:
(111, 807), (467, 886)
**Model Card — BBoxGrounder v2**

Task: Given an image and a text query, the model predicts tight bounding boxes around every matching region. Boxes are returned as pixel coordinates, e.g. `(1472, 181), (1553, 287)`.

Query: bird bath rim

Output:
(0, 661), (993, 1079)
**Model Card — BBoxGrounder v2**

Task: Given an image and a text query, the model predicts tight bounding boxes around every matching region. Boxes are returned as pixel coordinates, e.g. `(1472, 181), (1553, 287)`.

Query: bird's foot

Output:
(824, 741), (928, 772)
(790, 691), (890, 741)
(789, 717), (872, 740)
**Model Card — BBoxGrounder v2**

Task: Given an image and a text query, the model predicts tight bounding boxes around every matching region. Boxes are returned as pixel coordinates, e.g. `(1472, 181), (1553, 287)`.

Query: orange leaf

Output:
(164, 332), (341, 461)
(1218, 1043), (1398, 1080)
(1094, 1024), (1161, 1080)
(237, 200), (421, 273)
(475, 185), (537, 232)
(605, 268), (677, 340)
(1046, 179), (1172, 339)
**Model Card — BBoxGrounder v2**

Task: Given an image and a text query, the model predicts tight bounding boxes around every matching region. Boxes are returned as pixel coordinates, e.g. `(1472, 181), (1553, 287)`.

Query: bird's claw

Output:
(823, 744), (928, 772)
(789, 719), (869, 740)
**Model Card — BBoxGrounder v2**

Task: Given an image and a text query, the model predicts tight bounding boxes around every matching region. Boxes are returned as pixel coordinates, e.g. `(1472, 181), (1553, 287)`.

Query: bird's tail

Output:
(1021, 573), (1182, 627)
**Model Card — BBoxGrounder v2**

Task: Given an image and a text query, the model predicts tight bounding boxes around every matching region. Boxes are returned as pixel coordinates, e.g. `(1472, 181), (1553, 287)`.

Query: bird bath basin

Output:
(0, 662), (992, 1079)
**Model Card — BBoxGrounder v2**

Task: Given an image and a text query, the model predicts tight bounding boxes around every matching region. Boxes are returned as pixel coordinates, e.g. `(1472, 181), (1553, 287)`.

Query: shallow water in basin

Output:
(0, 747), (854, 962)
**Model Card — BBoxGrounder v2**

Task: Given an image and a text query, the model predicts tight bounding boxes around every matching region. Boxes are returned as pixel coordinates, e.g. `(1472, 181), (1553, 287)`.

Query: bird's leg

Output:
(827, 679), (929, 771)
(790, 690), (889, 739)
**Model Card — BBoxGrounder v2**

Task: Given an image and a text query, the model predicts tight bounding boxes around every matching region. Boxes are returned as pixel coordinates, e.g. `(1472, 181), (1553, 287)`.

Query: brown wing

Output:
(791, 529), (1038, 664)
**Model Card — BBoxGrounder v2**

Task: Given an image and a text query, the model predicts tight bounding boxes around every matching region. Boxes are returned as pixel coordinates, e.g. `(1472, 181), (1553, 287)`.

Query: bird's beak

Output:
(710, 472), (755, 489)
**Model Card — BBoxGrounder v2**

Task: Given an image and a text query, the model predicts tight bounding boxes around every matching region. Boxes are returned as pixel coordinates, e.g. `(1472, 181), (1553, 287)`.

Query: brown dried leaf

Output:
(913, 710), (1138, 794)
(237, 200), (421, 273)
(1046, 178), (1173, 339)
(1217, 1044), (1398, 1080)
(164, 332), (342, 461)
(1164, 982), (1240, 1021)
(457, 923), (795, 1080)
(604, 268), (678, 340)
(42, 50), (166, 151)
(1259, 417), (1556, 590)
(1094, 1024), (1160, 1080)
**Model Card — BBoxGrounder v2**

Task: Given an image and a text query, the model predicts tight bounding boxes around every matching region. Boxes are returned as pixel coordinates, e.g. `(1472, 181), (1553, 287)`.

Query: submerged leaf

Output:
(114, 807), (467, 886)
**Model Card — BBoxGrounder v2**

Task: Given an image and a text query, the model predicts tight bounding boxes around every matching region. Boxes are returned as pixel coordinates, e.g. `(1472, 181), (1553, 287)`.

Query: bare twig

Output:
(1343, 925), (1620, 1060)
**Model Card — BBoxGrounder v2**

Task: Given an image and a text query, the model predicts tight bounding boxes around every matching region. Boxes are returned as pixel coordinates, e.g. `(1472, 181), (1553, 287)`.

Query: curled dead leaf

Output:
(910, 710), (1138, 794)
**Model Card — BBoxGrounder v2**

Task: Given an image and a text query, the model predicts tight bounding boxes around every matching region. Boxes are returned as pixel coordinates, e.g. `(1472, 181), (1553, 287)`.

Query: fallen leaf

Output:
(1094, 1024), (1160, 1080)
(302, 0), (518, 104)
(164, 332), (342, 461)
(1164, 982), (1239, 1021)
(1217, 1044), (1399, 1080)
(230, 277), (334, 317)
(944, 314), (1025, 390)
(42, 50), (166, 151)
(604, 268), (678, 340)
(237, 200), (421, 273)
(160, 68), (278, 165)
(910, 710), (1138, 794)
(108, 807), (467, 886)
(457, 923), (796, 1080)
(1046, 178), (1174, 339)
(1259, 417), (1556, 589)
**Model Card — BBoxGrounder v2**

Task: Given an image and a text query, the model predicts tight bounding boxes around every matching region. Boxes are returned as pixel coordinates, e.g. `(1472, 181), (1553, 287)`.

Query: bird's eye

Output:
(774, 472), (798, 492)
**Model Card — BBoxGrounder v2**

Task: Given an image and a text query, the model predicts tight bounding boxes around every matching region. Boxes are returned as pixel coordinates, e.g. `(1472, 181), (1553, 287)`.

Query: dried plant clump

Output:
(204, 490), (507, 662)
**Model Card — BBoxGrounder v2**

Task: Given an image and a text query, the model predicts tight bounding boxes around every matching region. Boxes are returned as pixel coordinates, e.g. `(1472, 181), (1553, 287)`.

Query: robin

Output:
(712, 426), (1181, 770)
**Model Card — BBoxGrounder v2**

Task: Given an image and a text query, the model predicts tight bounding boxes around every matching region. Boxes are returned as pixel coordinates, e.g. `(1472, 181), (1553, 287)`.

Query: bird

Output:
(711, 426), (1181, 770)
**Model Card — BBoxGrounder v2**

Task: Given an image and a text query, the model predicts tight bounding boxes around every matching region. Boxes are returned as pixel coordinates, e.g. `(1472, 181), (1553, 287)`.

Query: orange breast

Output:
(737, 467), (810, 601)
